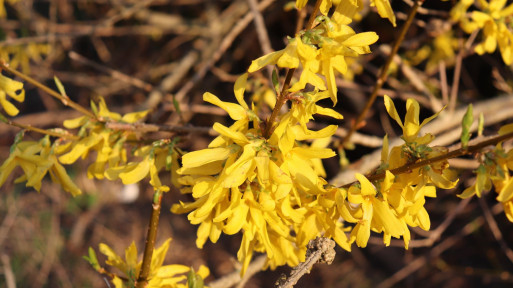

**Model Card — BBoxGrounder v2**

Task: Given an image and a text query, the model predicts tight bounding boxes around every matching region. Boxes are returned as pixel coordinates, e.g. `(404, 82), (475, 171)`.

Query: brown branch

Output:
(276, 237), (336, 288)
(341, 0), (423, 148)
(341, 130), (513, 188)
(0, 61), (96, 119)
(135, 190), (164, 288)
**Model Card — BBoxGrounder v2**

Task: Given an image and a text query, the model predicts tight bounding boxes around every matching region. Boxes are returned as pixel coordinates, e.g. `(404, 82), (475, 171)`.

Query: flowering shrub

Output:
(1, 0), (513, 287)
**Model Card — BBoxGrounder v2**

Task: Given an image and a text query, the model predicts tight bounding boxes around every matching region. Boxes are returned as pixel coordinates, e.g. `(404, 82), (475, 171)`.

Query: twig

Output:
(0, 113), (79, 140)
(0, 61), (96, 119)
(331, 94), (513, 186)
(247, 0), (274, 77)
(276, 237), (336, 288)
(135, 190), (164, 288)
(208, 255), (267, 288)
(478, 197), (513, 264)
(341, 0), (423, 148)
(377, 203), (503, 288)
(368, 197), (472, 248)
(341, 130), (513, 188)
(173, 0), (277, 104)
(262, 0), (321, 139)
(1, 254), (16, 288)
(449, 30), (478, 114)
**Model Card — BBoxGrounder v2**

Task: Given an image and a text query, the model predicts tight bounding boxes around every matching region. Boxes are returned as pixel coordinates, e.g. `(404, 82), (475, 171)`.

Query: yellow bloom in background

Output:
(0, 138), (82, 196)
(98, 239), (209, 288)
(452, 0), (513, 64)
(0, 73), (25, 116)
(370, 0), (396, 26)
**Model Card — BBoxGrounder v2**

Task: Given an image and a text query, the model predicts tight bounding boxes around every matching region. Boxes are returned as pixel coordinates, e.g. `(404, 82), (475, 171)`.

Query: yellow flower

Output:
(0, 138), (82, 196)
(384, 95), (444, 144)
(0, 73), (25, 116)
(98, 239), (209, 288)
(453, 0), (513, 64)
(371, 0), (396, 26)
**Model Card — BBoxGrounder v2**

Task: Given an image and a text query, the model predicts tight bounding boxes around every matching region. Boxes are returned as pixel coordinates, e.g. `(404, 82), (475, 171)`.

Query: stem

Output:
(135, 190), (163, 288)
(0, 60), (97, 119)
(342, 131), (513, 188)
(263, 68), (294, 138)
(0, 113), (79, 140)
(340, 0), (423, 148)
(263, 0), (322, 139)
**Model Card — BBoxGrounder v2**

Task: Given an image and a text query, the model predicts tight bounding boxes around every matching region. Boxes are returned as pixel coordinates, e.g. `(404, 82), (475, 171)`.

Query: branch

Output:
(341, 130), (513, 188)
(341, 0), (423, 147)
(135, 190), (164, 288)
(275, 237), (336, 288)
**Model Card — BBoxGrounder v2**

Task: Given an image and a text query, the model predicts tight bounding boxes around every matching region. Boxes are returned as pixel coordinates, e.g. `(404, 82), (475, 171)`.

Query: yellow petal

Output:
(0, 92), (20, 116)
(497, 178), (513, 202)
(63, 116), (89, 129)
(234, 73), (249, 109)
(384, 95), (403, 128)
(181, 147), (232, 169)
(119, 159), (151, 184)
(248, 50), (284, 73)
(342, 32), (379, 47)
(212, 122), (249, 146)
(203, 92), (246, 120)
(121, 110), (149, 123)
(355, 173), (376, 196)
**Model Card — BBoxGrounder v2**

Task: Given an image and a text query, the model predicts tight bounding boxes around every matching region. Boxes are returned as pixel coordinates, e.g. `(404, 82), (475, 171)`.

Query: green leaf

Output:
(53, 76), (68, 98)
(272, 69), (280, 96)
(478, 112), (484, 137)
(187, 268), (204, 288)
(90, 100), (98, 115)
(10, 130), (25, 153)
(460, 104), (473, 149)
(83, 247), (101, 271)
(173, 97), (181, 114)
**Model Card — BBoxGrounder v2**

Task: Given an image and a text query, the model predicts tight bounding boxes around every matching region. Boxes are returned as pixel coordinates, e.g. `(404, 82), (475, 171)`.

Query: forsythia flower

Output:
(98, 239), (209, 288)
(0, 73), (25, 116)
(172, 74), (350, 275)
(459, 123), (513, 222)
(0, 137), (81, 196)
(452, 0), (513, 64)
(249, 0), (378, 105)
(340, 96), (458, 249)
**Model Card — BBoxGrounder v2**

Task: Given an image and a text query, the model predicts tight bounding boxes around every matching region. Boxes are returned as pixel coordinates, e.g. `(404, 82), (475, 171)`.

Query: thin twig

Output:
(0, 61), (96, 118)
(276, 237), (336, 288)
(341, 130), (513, 188)
(341, 0), (423, 148)
(262, 0), (322, 139)
(247, 0), (274, 77)
(377, 203), (503, 288)
(478, 196), (513, 264)
(449, 30), (478, 114)
(135, 190), (164, 288)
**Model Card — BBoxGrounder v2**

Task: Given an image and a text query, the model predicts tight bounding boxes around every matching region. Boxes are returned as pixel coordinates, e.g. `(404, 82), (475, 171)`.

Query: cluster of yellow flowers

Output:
(344, 96), (458, 248)
(0, 73), (25, 116)
(459, 124), (513, 221)
(451, 0), (513, 64)
(252, 0), (378, 104)
(87, 238), (209, 288)
(296, 0), (396, 27)
(172, 73), (347, 274)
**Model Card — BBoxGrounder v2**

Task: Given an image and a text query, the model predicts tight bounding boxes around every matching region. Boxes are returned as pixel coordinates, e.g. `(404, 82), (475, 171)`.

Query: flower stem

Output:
(0, 60), (97, 119)
(0, 112), (79, 140)
(342, 130), (513, 188)
(135, 189), (164, 288)
(340, 0), (423, 148)
(262, 0), (322, 139)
